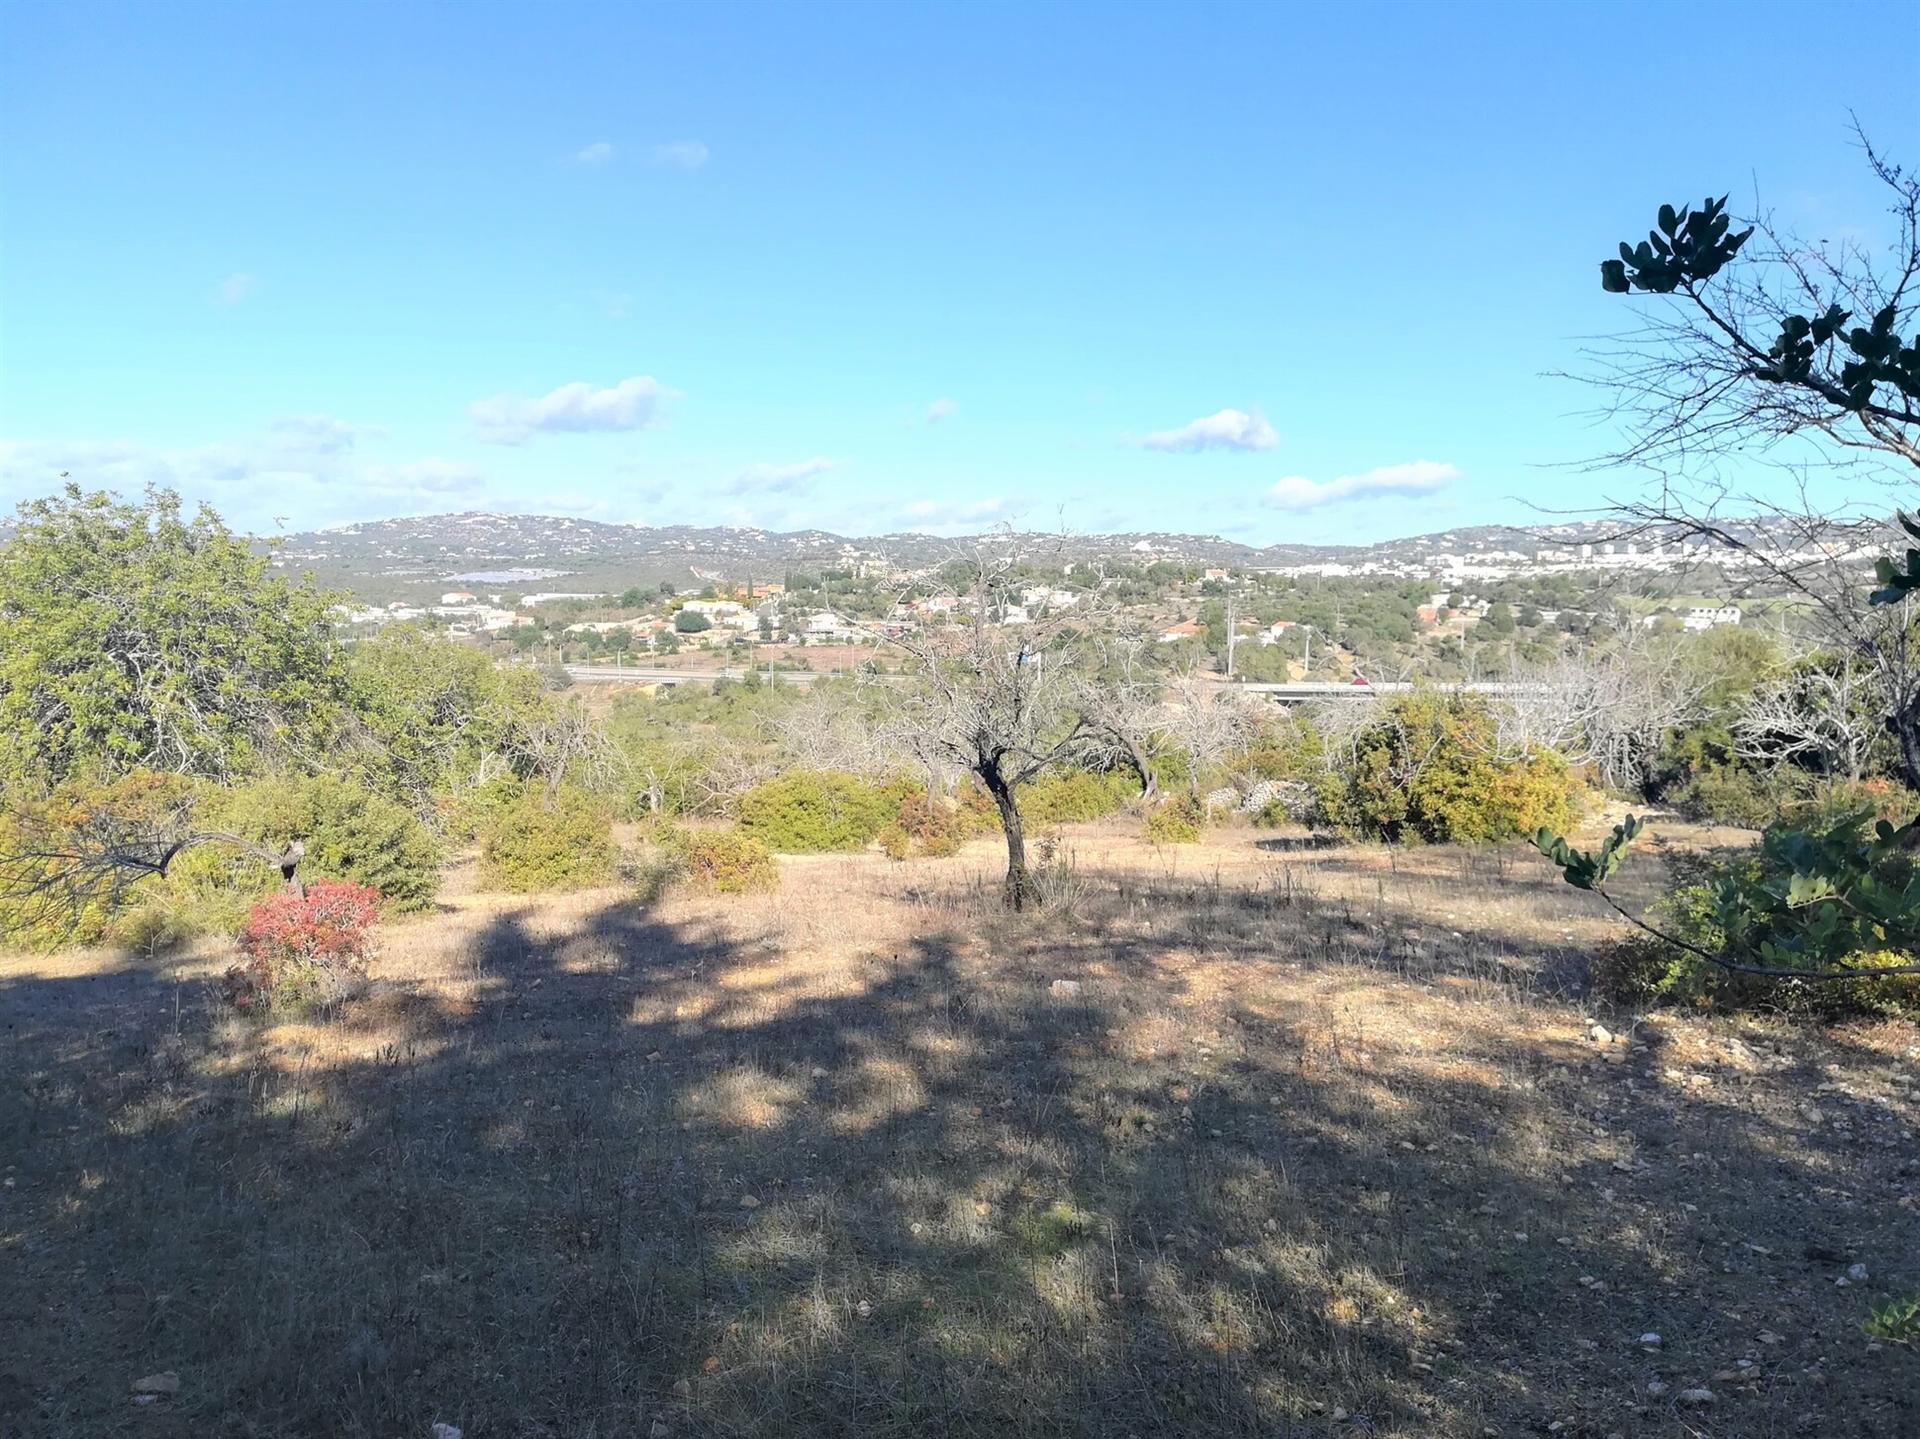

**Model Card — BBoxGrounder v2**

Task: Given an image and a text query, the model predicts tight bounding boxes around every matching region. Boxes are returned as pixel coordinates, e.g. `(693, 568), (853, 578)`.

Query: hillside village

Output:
(318, 514), (1810, 684)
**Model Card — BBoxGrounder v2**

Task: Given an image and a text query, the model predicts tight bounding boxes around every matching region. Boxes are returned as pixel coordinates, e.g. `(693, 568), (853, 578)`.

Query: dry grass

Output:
(3, 822), (1917, 1437)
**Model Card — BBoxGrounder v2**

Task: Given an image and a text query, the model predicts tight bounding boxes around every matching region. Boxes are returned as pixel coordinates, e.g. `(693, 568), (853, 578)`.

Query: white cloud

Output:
(470, 376), (674, 444)
(898, 496), (1004, 532)
(648, 140), (709, 170)
(0, 434), (490, 530)
(267, 414), (359, 455)
(574, 140), (615, 166)
(727, 457), (837, 496)
(926, 397), (958, 424)
(1266, 460), (1460, 511)
(363, 458), (485, 495)
(1139, 407), (1277, 453)
(214, 273), (258, 306)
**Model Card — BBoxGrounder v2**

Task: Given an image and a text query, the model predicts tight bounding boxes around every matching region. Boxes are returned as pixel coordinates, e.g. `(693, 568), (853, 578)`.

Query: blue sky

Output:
(2, 1), (1915, 542)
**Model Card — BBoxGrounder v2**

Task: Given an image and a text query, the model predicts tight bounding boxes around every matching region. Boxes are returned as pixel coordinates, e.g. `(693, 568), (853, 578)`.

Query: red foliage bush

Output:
(227, 879), (380, 1010)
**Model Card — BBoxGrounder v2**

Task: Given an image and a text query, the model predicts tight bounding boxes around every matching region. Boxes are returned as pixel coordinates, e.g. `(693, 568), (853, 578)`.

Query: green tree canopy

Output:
(0, 484), (347, 785)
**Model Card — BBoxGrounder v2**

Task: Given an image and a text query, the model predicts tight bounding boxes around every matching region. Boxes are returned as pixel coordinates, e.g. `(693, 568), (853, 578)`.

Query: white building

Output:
(1683, 605), (1742, 631)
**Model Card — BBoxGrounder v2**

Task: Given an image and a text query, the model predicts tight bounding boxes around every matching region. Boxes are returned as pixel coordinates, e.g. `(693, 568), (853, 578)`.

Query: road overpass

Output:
(1231, 681), (1545, 700)
(565, 664), (834, 686)
(566, 665), (1541, 700)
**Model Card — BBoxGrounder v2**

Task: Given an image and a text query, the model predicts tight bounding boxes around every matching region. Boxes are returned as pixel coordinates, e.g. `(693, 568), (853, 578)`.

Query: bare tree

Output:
(1501, 635), (1713, 792)
(1578, 134), (1920, 781)
(1583, 131), (1918, 474)
(509, 695), (628, 801)
(1734, 655), (1884, 782)
(1155, 671), (1258, 798)
(770, 686), (904, 779)
(884, 536), (1108, 908)
(0, 799), (305, 939)
(1077, 631), (1163, 799)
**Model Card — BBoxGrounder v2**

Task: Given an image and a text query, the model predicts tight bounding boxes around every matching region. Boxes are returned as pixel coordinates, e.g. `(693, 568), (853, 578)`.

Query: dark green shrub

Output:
(1316, 693), (1580, 843)
(1671, 760), (1788, 828)
(735, 770), (893, 853)
(479, 787), (616, 891)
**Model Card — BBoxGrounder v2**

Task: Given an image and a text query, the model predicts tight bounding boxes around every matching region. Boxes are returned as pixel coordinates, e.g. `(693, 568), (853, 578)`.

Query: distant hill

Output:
(264, 509), (1815, 603)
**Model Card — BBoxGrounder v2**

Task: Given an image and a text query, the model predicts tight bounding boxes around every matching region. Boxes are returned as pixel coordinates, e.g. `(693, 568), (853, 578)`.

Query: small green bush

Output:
(674, 829), (778, 893)
(207, 774), (442, 914)
(1019, 768), (1135, 825)
(877, 823), (912, 861)
(1237, 718), (1324, 784)
(735, 770), (894, 853)
(1865, 1293), (1920, 1345)
(479, 787), (617, 891)
(1144, 795), (1205, 844)
(1316, 693), (1580, 844)
(442, 773), (533, 842)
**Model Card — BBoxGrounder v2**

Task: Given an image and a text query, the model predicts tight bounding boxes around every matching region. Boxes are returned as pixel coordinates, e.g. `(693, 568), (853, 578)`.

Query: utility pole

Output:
(1225, 589), (1236, 679)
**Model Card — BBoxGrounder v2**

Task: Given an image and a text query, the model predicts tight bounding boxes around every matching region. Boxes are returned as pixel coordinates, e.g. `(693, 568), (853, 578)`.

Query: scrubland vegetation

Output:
(6, 137), (1920, 1439)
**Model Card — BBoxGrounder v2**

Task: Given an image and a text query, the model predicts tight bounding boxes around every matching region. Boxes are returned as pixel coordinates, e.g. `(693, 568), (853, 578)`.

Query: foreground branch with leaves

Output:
(1537, 811), (1920, 982)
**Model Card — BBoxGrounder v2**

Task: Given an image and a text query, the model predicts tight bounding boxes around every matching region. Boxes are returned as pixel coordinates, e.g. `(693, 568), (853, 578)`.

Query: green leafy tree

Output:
(0, 484), (347, 785)
(674, 610), (713, 634)
(343, 628), (547, 802)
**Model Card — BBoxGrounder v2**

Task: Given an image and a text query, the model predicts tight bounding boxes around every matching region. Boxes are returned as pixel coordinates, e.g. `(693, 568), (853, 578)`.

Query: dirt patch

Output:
(2, 825), (1915, 1436)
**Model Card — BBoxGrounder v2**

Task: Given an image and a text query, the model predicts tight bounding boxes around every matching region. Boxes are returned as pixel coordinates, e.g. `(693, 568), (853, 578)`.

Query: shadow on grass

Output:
(2, 870), (1916, 1438)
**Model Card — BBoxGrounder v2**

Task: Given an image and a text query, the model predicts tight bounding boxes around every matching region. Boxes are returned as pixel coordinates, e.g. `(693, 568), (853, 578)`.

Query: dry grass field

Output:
(3, 823), (1917, 1437)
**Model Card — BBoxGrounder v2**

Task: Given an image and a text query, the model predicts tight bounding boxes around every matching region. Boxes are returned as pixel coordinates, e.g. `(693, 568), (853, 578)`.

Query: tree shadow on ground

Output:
(2, 871), (1915, 1439)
